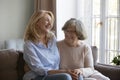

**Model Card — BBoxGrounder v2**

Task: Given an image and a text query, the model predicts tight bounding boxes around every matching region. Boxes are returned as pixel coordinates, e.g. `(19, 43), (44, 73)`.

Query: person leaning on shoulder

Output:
(23, 10), (73, 80)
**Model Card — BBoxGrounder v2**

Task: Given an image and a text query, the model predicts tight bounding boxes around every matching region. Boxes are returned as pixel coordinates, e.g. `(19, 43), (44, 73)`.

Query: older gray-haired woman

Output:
(57, 18), (110, 80)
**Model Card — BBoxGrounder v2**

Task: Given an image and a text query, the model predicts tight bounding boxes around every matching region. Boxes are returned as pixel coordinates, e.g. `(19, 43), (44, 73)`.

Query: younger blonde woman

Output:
(23, 10), (72, 80)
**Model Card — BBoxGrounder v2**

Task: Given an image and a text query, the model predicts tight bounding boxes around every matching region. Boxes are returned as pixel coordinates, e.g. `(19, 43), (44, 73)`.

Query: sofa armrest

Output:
(94, 63), (120, 80)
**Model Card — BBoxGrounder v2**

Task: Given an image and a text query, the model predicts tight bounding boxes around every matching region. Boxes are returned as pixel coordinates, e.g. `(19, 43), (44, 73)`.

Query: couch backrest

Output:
(0, 49), (19, 80)
(0, 49), (25, 80)
(4, 39), (98, 65)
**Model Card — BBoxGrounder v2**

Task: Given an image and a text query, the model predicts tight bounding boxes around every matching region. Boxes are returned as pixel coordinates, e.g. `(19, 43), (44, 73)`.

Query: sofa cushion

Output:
(0, 49), (19, 80)
(95, 63), (120, 80)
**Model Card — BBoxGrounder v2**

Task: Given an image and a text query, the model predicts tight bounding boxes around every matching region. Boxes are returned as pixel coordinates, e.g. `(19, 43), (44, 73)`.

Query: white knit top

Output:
(57, 40), (95, 77)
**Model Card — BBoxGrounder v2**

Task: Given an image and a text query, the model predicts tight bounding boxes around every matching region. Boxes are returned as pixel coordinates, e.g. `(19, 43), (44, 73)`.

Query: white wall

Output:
(56, 0), (77, 41)
(0, 0), (34, 48)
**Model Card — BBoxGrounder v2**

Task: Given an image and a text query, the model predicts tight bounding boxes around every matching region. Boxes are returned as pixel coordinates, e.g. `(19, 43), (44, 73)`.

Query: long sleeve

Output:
(80, 45), (95, 77)
(58, 40), (95, 78)
(24, 42), (48, 76)
(23, 40), (60, 76)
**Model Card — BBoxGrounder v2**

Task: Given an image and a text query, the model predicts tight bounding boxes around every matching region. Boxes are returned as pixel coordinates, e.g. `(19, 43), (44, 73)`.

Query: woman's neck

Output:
(40, 34), (49, 47)
(64, 39), (80, 47)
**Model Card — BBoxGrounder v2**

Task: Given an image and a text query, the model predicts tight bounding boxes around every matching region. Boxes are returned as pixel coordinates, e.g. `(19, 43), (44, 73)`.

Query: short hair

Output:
(62, 18), (87, 40)
(24, 10), (54, 42)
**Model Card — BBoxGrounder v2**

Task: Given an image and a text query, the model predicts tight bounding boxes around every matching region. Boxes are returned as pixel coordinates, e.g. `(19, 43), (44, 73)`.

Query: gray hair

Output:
(62, 18), (87, 40)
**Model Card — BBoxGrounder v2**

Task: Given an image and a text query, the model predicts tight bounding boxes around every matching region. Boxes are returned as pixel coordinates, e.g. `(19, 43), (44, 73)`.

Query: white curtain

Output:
(76, 0), (92, 45)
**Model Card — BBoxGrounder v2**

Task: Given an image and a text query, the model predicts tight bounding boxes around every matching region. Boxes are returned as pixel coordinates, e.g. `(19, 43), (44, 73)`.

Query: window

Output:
(57, 0), (120, 64)
(92, 0), (120, 64)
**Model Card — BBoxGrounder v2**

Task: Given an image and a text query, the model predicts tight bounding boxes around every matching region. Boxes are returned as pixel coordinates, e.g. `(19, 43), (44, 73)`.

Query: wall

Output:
(0, 0), (34, 49)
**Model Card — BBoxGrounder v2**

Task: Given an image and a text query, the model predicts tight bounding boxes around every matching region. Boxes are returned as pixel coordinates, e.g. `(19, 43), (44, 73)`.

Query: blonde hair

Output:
(24, 10), (54, 43)
(62, 18), (87, 40)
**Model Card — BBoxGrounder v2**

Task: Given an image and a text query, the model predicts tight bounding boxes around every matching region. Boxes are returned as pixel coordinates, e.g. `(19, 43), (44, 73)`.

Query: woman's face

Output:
(64, 26), (78, 46)
(36, 14), (52, 33)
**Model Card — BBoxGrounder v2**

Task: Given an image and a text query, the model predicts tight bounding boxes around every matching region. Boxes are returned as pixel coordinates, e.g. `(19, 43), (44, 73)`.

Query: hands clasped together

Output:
(48, 69), (83, 80)
(66, 69), (83, 80)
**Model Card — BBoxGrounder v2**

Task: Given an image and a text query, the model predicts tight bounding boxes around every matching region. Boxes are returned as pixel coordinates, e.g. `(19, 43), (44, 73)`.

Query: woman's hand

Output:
(66, 70), (77, 80)
(24, 63), (30, 73)
(48, 69), (82, 80)
(72, 69), (83, 75)
(66, 69), (82, 80)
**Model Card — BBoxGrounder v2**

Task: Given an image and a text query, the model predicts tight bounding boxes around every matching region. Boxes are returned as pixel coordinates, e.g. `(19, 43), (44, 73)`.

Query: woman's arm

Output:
(23, 41), (48, 76)
(80, 45), (95, 77)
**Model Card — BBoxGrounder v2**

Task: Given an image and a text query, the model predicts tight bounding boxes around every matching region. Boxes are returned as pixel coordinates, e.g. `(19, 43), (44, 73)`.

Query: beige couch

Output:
(0, 46), (120, 80)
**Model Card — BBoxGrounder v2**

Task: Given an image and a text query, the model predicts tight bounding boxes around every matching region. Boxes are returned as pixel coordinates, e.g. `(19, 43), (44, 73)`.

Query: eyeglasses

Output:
(64, 30), (76, 33)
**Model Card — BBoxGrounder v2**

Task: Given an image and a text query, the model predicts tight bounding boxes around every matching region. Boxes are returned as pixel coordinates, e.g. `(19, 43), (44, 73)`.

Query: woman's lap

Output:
(34, 73), (83, 80)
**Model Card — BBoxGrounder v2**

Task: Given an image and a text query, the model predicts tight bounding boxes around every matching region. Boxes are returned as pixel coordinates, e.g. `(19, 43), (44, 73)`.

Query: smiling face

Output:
(64, 26), (79, 46)
(36, 14), (52, 33)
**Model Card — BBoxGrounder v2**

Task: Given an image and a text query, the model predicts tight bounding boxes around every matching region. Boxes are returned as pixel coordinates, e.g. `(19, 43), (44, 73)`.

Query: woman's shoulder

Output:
(79, 41), (91, 49)
(24, 40), (35, 47)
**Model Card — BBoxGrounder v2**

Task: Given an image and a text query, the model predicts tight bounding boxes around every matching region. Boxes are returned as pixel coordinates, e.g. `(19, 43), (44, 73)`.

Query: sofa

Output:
(95, 63), (120, 80)
(0, 49), (24, 80)
(0, 40), (120, 80)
